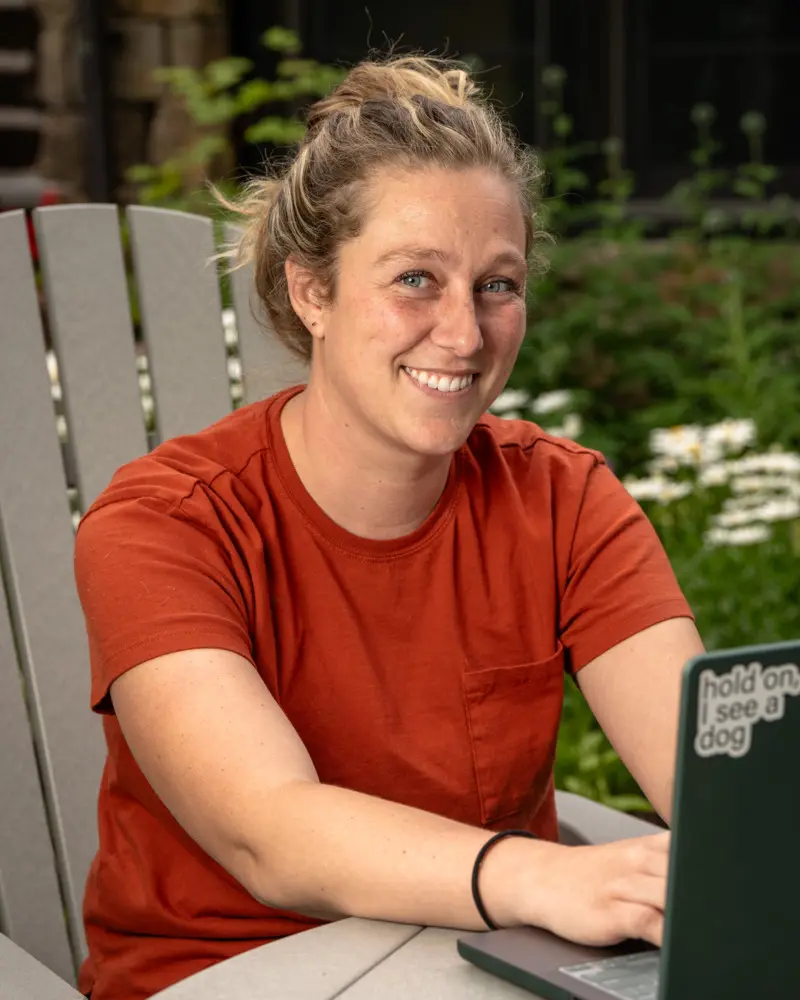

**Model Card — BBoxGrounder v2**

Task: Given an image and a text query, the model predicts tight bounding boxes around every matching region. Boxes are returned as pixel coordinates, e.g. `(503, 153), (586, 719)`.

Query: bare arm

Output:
(576, 617), (705, 823)
(110, 648), (542, 930)
(110, 646), (674, 946)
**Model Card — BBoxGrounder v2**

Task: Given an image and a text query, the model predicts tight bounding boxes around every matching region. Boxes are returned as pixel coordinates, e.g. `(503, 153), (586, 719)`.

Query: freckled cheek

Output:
(481, 304), (526, 347)
(363, 299), (433, 353)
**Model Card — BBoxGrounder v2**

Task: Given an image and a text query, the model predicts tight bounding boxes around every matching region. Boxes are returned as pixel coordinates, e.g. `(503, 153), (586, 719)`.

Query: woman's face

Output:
(303, 164), (528, 459)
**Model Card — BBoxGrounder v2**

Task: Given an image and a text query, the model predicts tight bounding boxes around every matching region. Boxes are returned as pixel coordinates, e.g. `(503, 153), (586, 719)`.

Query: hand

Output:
(521, 833), (670, 948)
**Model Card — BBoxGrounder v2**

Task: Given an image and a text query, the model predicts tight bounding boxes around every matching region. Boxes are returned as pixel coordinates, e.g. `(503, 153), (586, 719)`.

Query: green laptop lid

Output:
(661, 639), (800, 999)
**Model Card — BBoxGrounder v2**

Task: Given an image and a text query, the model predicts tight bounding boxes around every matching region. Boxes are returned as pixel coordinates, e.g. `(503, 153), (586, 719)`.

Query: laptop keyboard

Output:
(558, 951), (661, 1000)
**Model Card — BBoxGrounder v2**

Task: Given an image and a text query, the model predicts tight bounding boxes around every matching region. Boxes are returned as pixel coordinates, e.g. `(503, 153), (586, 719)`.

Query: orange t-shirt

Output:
(74, 385), (692, 999)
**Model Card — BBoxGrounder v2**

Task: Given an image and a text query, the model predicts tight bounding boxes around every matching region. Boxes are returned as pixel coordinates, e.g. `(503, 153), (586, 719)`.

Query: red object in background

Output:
(25, 189), (62, 262)
(1, 187), (62, 261)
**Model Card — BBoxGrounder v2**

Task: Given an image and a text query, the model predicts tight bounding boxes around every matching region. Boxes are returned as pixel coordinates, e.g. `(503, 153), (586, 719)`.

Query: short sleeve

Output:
(559, 459), (694, 673)
(74, 484), (257, 714)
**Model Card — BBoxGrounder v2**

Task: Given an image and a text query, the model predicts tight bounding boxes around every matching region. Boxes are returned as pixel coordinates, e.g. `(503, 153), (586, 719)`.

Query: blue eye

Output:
(399, 271), (430, 289)
(482, 278), (518, 294)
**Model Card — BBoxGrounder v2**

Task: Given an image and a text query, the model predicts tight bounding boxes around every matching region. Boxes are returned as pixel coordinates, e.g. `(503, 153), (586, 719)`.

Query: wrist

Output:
(475, 834), (563, 929)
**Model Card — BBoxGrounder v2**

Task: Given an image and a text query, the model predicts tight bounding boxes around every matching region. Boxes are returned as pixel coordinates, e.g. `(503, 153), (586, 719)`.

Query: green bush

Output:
(518, 239), (800, 480)
(504, 70), (800, 814)
(515, 70), (800, 482)
(505, 388), (800, 814)
(126, 27), (345, 213)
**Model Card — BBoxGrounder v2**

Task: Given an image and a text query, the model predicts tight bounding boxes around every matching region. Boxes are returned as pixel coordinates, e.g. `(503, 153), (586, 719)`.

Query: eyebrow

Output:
(374, 245), (528, 272)
(374, 246), (453, 267)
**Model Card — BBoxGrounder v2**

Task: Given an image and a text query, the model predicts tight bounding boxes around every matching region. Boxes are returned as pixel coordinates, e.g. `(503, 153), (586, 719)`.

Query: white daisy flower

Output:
(531, 389), (573, 415)
(624, 476), (693, 503)
(490, 388), (532, 413)
(222, 308), (239, 348)
(650, 425), (705, 465)
(698, 462), (729, 487)
(545, 414), (583, 440)
(46, 351), (62, 402)
(705, 524), (771, 547)
(704, 418), (756, 453)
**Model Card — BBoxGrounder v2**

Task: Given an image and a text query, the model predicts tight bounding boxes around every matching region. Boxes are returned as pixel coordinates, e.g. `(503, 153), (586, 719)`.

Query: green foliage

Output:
(126, 29), (344, 213)
(555, 430), (800, 814)
(666, 522), (800, 651)
(516, 66), (800, 482)
(556, 687), (654, 814)
(518, 238), (800, 476)
(519, 66), (800, 814)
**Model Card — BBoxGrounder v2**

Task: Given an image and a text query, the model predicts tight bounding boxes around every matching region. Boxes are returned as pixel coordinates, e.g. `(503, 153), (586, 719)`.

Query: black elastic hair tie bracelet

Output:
(471, 828), (539, 931)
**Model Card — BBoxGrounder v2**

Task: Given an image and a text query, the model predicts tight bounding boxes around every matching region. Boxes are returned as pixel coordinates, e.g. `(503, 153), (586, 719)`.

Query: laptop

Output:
(458, 640), (800, 999)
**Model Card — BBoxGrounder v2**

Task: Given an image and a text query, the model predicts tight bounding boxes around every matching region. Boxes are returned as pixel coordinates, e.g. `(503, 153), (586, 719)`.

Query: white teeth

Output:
(404, 367), (474, 392)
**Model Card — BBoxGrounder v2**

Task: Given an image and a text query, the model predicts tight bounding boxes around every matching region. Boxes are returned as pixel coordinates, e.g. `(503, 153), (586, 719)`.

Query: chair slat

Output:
(0, 210), (105, 966)
(0, 935), (84, 999)
(225, 224), (308, 404)
(127, 207), (232, 438)
(0, 564), (75, 984)
(33, 205), (149, 511)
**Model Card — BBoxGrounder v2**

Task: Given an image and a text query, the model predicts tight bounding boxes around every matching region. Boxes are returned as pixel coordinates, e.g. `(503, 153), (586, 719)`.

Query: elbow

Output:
(243, 855), (345, 921)
(221, 833), (300, 911)
(219, 786), (345, 920)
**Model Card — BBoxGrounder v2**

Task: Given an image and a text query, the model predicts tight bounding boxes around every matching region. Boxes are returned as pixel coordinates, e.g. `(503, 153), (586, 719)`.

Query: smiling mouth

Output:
(402, 366), (476, 393)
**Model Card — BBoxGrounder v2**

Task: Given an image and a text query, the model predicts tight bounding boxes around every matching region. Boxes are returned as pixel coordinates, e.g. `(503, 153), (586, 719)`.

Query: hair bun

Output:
(306, 55), (479, 136)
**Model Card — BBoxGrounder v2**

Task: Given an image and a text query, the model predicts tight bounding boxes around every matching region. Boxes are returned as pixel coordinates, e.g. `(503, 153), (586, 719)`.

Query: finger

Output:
(640, 848), (669, 879)
(614, 901), (664, 947)
(619, 837), (670, 877)
(612, 873), (667, 914)
(638, 831), (670, 851)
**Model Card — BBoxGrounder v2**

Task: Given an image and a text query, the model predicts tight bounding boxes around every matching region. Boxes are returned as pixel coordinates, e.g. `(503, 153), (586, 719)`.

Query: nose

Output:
(430, 289), (484, 357)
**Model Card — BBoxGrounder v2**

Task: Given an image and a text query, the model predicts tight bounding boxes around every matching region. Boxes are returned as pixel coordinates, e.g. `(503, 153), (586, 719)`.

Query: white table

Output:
(151, 919), (533, 1000)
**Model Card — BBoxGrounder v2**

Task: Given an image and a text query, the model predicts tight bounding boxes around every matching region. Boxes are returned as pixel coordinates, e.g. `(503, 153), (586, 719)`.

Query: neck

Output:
(280, 383), (453, 541)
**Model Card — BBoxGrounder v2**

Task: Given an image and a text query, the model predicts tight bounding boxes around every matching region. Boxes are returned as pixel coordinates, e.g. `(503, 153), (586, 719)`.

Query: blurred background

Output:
(3, 2), (800, 207)
(4, 0), (800, 815)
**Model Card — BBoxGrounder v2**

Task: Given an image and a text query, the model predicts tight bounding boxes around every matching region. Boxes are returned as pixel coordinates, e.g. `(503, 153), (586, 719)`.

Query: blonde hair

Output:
(225, 54), (545, 363)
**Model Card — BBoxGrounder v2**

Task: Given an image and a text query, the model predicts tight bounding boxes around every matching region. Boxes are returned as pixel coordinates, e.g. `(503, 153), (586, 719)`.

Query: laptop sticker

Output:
(695, 661), (800, 759)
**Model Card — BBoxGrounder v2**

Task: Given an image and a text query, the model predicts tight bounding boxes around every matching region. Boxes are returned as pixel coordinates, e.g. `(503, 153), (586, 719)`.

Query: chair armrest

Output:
(151, 917), (420, 1000)
(555, 790), (662, 846)
(0, 935), (81, 1000)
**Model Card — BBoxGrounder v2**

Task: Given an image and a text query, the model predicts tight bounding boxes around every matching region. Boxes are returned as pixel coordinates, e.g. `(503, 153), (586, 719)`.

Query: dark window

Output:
(304, 0), (543, 142)
(229, 0), (800, 198)
(627, 0), (800, 196)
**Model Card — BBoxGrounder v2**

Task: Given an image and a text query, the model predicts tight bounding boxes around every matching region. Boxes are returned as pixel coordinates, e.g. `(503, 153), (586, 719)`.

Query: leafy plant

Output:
(554, 416), (800, 815)
(556, 685), (654, 815)
(515, 67), (800, 483)
(624, 423), (800, 651)
(527, 82), (800, 810)
(126, 28), (344, 213)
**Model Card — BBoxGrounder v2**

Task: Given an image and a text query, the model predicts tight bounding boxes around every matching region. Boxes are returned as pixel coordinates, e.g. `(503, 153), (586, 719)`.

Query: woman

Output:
(74, 55), (704, 1000)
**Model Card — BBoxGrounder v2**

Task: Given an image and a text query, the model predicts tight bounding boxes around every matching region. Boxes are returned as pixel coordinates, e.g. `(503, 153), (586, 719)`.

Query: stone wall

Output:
(32, 0), (83, 199)
(31, 0), (229, 201)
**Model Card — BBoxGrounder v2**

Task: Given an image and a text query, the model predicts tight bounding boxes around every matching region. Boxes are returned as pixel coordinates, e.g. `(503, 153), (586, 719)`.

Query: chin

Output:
(401, 421), (475, 457)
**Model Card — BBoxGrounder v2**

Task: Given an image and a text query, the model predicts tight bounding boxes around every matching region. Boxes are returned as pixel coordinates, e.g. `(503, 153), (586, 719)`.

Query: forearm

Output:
(246, 781), (555, 930)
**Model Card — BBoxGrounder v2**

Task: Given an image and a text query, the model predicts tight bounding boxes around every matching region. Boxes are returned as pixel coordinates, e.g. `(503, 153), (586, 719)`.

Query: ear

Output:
(285, 258), (326, 341)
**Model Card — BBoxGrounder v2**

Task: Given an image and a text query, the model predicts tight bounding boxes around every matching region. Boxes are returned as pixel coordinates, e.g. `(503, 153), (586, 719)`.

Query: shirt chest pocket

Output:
(461, 643), (565, 826)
